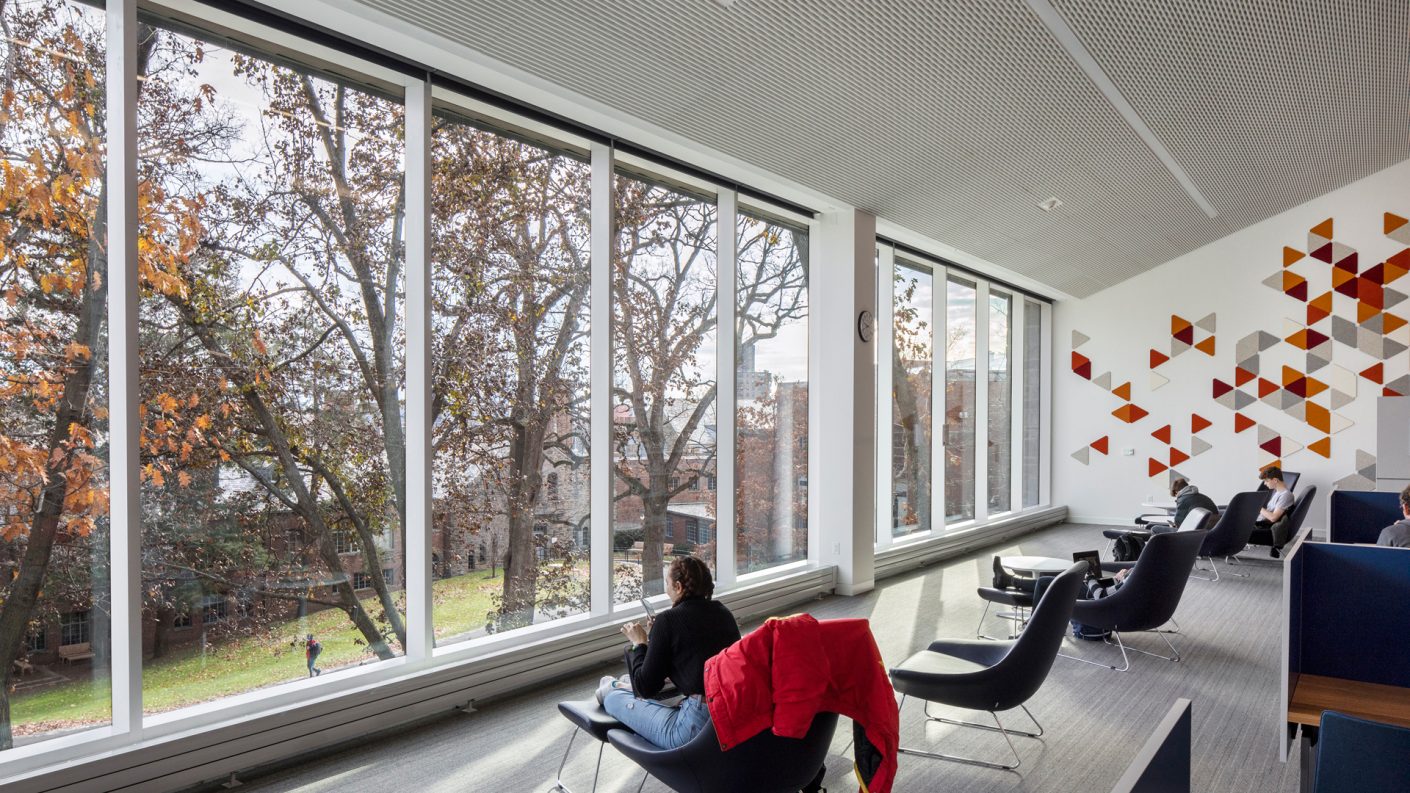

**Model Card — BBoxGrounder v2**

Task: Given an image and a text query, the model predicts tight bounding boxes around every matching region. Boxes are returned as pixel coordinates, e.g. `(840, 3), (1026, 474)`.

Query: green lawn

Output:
(11, 568), (510, 737)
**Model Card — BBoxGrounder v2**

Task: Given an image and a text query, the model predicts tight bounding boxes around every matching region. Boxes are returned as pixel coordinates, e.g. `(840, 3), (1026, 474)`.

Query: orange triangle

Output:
(1112, 382), (1132, 401)
(1387, 212), (1409, 235)
(1307, 291), (1333, 324)
(1304, 377), (1329, 399)
(1257, 378), (1280, 398)
(1152, 424), (1172, 444)
(1281, 365), (1303, 387)
(1358, 302), (1381, 323)
(1261, 460), (1283, 475)
(1191, 414), (1212, 434)
(1308, 437), (1332, 459)
(1234, 367), (1256, 387)
(1284, 246), (1305, 267)
(1305, 402), (1331, 433)
(1384, 314), (1408, 333)
(1332, 267), (1355, 289)
(1171, 315), (1193, 336)
(1234, 414), (1256, 433)
(1169, 448), (1190, 467)
(1387, 250), (1410, 282)
(1311, 218), (1334, 239)
(1194, 336), (1216, 356)
(1090, 436), (1109, 455)
(1285, 329), (1310, 350)
(1149, 458), (1168, 477)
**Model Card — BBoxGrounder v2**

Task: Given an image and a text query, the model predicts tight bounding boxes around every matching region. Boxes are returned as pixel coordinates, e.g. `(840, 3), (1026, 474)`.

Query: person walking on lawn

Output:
(306, 634), (323, 677)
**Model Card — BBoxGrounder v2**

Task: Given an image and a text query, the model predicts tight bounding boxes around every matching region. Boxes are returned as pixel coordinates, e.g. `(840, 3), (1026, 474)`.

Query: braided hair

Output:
(668, 555), (715, 602)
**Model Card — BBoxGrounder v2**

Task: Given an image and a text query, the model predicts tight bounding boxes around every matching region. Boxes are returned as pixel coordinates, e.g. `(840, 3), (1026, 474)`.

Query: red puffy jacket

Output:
(703, 615), (898, 793)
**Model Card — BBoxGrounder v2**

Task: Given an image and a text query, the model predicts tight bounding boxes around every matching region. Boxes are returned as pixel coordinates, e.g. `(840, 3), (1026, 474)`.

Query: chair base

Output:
(975, 600), (1028, 641)
(1059, 628), (1182, 672)
(897, 695), (1040, 771)
(551, 728), (605, 793)
(1191, 555), (1249, 581)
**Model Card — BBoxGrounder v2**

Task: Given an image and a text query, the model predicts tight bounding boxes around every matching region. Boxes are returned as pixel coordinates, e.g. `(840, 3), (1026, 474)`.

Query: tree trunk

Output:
(891, 342), (930, 532)
(641, 495), (668, 597)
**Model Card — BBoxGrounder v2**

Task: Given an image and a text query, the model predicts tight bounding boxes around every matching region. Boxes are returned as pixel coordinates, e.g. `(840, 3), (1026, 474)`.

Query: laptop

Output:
(1072, 550), (1116, 588)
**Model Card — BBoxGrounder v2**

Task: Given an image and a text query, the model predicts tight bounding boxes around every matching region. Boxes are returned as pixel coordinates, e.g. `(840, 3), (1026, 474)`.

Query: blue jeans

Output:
(601, 689), (711, 749)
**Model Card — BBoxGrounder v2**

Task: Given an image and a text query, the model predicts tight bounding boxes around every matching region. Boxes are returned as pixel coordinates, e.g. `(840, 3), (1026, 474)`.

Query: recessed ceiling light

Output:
(1039, 197), (1063, 212)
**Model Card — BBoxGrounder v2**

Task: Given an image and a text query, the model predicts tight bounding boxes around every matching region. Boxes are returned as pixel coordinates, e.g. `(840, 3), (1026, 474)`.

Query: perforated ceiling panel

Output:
(348, 0), (1409, 298)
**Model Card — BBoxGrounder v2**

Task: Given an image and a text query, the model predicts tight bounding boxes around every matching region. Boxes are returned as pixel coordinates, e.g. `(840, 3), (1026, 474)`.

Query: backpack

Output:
(1112, 533), (1147, 562)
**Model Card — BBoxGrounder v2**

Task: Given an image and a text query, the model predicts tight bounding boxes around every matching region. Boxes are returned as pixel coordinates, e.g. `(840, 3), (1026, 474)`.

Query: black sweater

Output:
(625, 596), (740, 698)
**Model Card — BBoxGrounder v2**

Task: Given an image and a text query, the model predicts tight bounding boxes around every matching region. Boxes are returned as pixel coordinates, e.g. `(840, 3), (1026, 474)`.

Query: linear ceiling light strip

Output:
(1025, 0), (1219, 219)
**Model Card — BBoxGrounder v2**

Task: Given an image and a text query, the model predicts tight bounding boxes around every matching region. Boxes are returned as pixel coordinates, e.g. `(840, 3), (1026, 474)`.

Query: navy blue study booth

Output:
(1109, 699), (1191, 793)
(1282, 528), (1410, 792)
(1326, 489), (1401, 544)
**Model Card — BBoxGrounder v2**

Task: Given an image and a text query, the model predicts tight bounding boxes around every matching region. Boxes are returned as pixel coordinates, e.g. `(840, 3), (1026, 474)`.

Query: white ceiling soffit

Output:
(350, 0), (1409, 299)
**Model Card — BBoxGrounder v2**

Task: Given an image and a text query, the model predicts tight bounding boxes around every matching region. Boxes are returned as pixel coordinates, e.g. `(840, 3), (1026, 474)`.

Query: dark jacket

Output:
(1172, 487), (1219, 530)
(625, 596), (739, 699)
(1377, 518), (1410, 548)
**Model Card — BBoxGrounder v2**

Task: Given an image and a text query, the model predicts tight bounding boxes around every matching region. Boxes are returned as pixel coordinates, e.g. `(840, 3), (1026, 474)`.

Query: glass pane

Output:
(1022, 300), (1042, 508)
(944, 278), (977, 523)
(891, 262), (932, 538)
(735, 215), (808, 574)
(612, 176), (716, 601)
(430, 117), (591, 640)
(138, 27), (405, 714)
(0, 0), (110, 748)
(988, 292), (1012, 514)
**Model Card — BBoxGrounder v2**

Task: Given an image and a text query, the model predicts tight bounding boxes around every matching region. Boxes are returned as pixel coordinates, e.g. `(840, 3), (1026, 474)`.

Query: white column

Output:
(715, 192), (737, 586)
(107, 0), (141, 736)
(930, 264), (948, 534)
(974, 281), (991, 524)
(873, 245), (894, 549)
(403, 76), (433, 660)
(1009, 296), (1025, 513)
(814, 210), (876, 596)
(589, 144), (613, 614)
(1040, 301), (1054, 506)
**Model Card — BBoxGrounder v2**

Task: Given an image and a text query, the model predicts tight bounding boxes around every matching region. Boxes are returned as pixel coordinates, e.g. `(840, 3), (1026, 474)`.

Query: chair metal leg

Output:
(1060, 630), (1132, 672)
(897, 696), (1024, 771)
(1112, 629), (1181, 663)
(1224, 555), (1250, 577)
(1190, 556), (1221, 582)
(922, 700), (1044, 738)
(635, 771), (647, 793)
(551, 729), (604, 793)
(975, 600), (992, 639)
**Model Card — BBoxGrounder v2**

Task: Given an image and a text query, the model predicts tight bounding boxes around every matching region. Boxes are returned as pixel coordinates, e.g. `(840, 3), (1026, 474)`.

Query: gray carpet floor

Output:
(232, 523), (1299, 793)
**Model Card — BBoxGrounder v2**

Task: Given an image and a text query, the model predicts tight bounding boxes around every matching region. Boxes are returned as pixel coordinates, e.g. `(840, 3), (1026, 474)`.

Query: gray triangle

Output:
(1150, 371), (1170, 390)
(1284, 402), (1306, 421)
(1234, 391), (1255, 410)
(1093, 371), (1112, 390)
(1386, 375), (1410, 395)
(1261, 390), (1282, 407)
(1072, 447), (1090, 465)
(1357, 328), (1384, 357)
(1257, 331), (1280, 351)
(1279, 390), (1302, 409)
(1384, 288), (1408, 310)
(1191, 437), (1213, 457)
(1332, 316), (1358, 347)
(1330, 389), (1356, 410)
(1310, 339), (1333, 359)
(1362, 313), (1385, 333)
(1072, 330), (1090, 349)
(1360, 463), (1378, 480)
(1306, 354), (1329, 374)
(1171, 339), (1191, 356)
(1168, 471), (1187, 487)
(1236, 333), (1261, 363)
(1215, 391), (1238, 410)
(1262, 272), (1284, 291)
(1336, 473), (1376, 490)
(1356, 449), (1376, 470)
(1238, 356), (1260, 375)
(1195, 313), (1217, 333)
(1258, 424), (1278, 444)
(1382, 338), (1408, 361)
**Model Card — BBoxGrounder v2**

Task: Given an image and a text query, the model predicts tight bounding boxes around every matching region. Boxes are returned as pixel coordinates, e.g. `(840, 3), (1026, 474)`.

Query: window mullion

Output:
(403, 75), (433, 660)
(589, 144), (613, 615)
(715, 191), (737, 588)
(873, 245), (894, 549)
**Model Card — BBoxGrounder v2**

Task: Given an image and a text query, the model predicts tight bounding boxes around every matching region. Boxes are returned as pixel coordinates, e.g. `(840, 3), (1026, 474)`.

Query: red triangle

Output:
(1152, 424), (1172, 445)
(1387, 387), (1406, 397)
(1311, 242), (1335, 263)
(1361, 363), (1384, 384)
(1191, 414), (1212, 434)
(1260, 436), (1282, 457)
(1234, 367), (1256, 387)
(1257, 378), (1279, 398)
(1072, 351), (1092, 379)
(1090, 436), (1110, 455)
(1150, 349), (1170, 369)
(1335, 251), (1359, 274)
(1212, 378), (1234, 398)
(1169, 448), (1190, 467)
(1149, 458), (1168, 477)
(1234, 414), (1256, 433)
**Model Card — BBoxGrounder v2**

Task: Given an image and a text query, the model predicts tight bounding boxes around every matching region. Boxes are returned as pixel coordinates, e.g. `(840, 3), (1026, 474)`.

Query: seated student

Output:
(1256, 466), (1296, 557)
(1138, 478), (1219, 532)
(596, 556), (740, 750)
(1376, 485), (1410, 548)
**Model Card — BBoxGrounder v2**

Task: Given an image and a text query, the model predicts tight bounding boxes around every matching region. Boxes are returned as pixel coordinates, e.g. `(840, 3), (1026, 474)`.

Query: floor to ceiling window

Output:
(0, 0), (111, 750)
(1023, 299), (1043, 508)
(611, 174), (718, 601)
(987, 290), (1013, 514)
(137, 22), (406, 713)
(890, 260), (933, 538)
(429, 113), (592, 642)
(944, 277), (978, 524)
(734, 212), (808, 574)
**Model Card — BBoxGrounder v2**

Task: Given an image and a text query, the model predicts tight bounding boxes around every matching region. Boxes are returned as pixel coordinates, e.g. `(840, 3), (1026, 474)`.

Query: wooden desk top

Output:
(1288, 673), (1410, 729)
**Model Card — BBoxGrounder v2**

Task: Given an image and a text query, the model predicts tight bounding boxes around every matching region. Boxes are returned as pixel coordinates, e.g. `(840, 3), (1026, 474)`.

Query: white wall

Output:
(1054, 159), (1410, 524)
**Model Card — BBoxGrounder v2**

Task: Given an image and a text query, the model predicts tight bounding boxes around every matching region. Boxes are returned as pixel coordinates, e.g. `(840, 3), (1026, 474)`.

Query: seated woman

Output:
(597, 556), (741, 749)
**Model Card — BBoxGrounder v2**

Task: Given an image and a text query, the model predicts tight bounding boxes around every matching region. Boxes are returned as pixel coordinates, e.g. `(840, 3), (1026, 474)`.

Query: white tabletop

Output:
(1000, 555), (1071, 575)
(1141, 501), (1177, 511)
